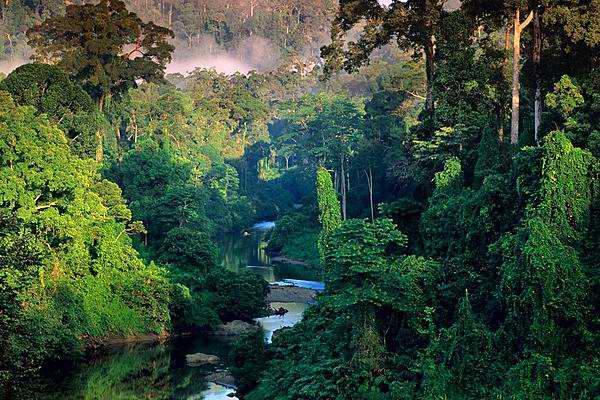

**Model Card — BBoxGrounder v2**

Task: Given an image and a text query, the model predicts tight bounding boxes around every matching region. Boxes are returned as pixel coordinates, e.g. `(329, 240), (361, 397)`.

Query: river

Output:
(20, 223), (323, 400)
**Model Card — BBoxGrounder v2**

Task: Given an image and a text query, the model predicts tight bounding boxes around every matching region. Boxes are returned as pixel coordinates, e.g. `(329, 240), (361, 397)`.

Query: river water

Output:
(20, 223), (322, 400)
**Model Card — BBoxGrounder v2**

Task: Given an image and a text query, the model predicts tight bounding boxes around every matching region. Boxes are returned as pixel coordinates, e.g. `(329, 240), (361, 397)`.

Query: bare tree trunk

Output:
(334, 170), (339, 193)
(511, 9), (534, 145)
(347, 170), (350, 192)
(424, 34), (436, 115)
(365, 168), (374, 222)
(533, 7), (542, 144)
(6, 33), (14, 63)
(497, 23), (511, 142)
(340, 155), (347, 221)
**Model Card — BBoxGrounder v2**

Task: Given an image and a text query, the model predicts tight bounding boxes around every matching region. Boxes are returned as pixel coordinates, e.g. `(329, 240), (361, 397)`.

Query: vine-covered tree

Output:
(316, 166), (342, 265)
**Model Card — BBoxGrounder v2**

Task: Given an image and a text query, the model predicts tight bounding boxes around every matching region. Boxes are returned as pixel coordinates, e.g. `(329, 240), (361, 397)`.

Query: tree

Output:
(463, 0), (599, 145)
(27, 0), (174, 110)
(322, 0), (447, 117)
(510, 6), (534, 144)
(316, 167), (342, 265)
(0, 63), (105, 159)
(158, 227), (218, 274)
(0, 92), (170, 387)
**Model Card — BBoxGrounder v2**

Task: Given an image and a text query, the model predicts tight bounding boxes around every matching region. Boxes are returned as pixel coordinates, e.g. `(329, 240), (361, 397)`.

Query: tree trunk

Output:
(497, 23), (511, 142)
(533, 7), (542, 144)
(424, 34), (436, 115)
(511, 9), (534, 145)
(340, 155), (347, 221)
(334, 170), (339, 193)
(6, 33), (14, 63)
(99, 93), (106, 112)
(505, 24), (511, 57)
(511, 9), (521, 145)
(365, 168), (374, 222)
(95, 130), (103, 162)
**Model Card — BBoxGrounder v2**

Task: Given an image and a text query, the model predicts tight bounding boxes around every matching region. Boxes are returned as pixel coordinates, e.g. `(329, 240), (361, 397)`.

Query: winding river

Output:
(22, 223), (323, 400)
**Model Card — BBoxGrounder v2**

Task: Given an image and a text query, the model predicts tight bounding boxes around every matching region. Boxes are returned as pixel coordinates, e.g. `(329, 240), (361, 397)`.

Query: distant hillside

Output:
(0, 0), (337, 74)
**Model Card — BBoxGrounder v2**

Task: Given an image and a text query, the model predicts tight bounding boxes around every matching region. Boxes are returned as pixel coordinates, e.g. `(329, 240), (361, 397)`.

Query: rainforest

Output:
(0, 0), (598, 399)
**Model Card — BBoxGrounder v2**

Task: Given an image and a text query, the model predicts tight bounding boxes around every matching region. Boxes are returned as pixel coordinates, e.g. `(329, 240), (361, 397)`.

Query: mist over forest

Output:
(0, 0), (598, 399)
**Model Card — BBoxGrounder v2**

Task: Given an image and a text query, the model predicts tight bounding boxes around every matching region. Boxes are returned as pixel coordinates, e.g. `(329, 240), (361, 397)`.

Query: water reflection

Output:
(195, 383), (237, 400)
(19, 227), (321, 400)
(21, 336), (236, 400)
(218, 228), (323, 283)
(255, 302), (308, 343)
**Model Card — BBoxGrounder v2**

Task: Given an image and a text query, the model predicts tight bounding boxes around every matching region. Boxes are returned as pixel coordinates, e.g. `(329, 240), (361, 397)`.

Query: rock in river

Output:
(205, 370), (236, 388)
(267, 284), (316, 303)
(186, 352), (219, 366)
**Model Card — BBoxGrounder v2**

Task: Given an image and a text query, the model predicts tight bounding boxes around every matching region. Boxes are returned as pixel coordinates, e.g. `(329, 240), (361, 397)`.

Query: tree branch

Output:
(520, 10), (534, 31)
(36, 201), (58, 210)
(402, 90), (426, 100)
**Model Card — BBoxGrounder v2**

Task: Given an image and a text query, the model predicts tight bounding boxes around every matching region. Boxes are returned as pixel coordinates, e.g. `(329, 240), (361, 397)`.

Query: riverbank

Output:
(267, 284), (317, 303)
(83, 332), (172, 350)
(270, 254), (315, 267)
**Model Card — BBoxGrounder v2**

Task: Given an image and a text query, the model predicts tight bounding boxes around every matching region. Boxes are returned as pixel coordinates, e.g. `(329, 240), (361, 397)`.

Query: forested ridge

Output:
(1, 0), (336, 73)
(0, 0), (599, 399)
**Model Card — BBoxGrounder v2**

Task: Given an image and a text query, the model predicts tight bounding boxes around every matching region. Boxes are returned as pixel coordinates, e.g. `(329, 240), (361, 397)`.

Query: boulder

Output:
(212, 320), (261, 336)
(205, 370), (236, 388)
(186, 353), (219, 366)
(267, 284), (316, 303)
(271, 326), (292, 342)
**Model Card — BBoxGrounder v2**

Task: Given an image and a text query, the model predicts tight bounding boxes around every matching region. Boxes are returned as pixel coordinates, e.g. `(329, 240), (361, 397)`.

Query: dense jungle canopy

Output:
(0, 0), (598, 399)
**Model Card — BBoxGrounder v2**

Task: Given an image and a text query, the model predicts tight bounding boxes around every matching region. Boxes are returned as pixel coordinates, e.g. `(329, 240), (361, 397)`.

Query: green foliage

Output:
(316, 167), (342, 264)
(267, 212), (321, 266)
(421, 293), (497, 399)
(205, 269), (269, 322)
(2, 0), (600, 397)
(27, 0), (174, 106)
(159, 227), (218, 275)
(497, 132), (593, 359)
(0, 93), (171, 385)
(169, 283), (219, 331)
(0, 63), (106, 158)
(545, 75), (585, 119)
(228, 330), (268, 397)
(250, 219), (435, 399)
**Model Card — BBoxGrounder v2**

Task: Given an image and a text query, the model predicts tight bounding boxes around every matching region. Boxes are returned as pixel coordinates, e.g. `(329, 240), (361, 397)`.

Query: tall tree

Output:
(510, 6), (534, 144)
(322, 0), (446, 117)
(27, 0), (174, 110)
(316, 166), (342, 265)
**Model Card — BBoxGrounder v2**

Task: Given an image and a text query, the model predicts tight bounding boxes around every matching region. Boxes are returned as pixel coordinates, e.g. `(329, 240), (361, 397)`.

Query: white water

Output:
(252, 221), (276, 230)
(272, 279), (325, 291)
(255, 302), (308, 343)
(191, 383), (238, 400)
